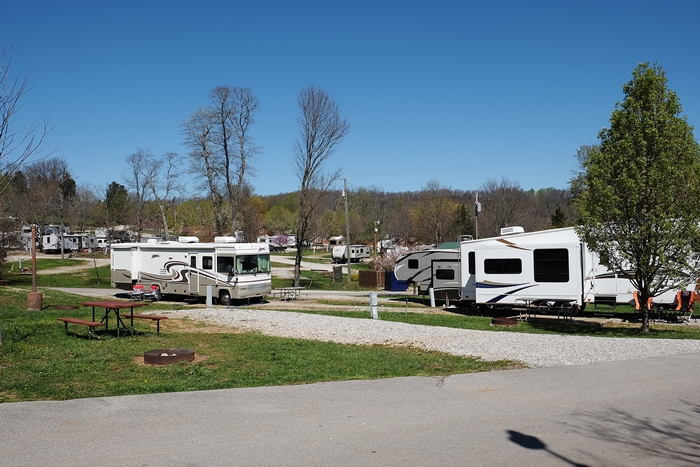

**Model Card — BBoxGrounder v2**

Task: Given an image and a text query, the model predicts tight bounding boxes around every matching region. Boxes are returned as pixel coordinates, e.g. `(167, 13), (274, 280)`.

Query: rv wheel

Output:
(219, 291), (232, 306)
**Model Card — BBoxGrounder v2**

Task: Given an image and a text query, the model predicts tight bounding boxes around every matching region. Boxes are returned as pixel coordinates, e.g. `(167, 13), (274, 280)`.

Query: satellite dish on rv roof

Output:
(178, 236), (200, 243)
(500, 226), (525, 235)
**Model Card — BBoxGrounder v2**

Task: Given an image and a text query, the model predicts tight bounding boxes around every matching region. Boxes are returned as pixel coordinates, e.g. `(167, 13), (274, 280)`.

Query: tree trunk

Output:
(641, 309), (650, 333)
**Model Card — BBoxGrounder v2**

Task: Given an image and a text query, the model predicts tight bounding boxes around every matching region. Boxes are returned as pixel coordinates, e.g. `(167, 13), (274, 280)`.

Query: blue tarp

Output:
(385, 271), (410, 291)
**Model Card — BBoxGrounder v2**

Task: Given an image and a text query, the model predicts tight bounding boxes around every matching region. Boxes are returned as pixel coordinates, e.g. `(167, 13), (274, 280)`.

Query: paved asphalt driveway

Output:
(2, 353), (700, 466)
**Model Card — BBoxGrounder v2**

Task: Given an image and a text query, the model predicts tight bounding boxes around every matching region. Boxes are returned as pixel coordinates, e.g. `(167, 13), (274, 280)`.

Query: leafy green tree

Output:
(550, 207), (566, 228)
(575, 63), (700, 333)
(104, 182), (130, 226)
(265, 205), (296, 234)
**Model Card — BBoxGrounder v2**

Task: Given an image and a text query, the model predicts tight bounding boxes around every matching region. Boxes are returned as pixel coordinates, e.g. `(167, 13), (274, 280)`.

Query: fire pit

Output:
(144, 348), (195, 365)
(491, 318), (519, 327)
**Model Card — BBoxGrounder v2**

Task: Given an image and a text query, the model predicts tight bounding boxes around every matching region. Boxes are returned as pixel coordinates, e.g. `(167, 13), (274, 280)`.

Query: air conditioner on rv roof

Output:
(215, 236), (237, 243)
(500, 226), (525, 235)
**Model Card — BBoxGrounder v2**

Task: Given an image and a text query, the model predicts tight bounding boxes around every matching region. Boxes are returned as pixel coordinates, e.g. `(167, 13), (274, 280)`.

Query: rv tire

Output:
(219, 291), (232, 306)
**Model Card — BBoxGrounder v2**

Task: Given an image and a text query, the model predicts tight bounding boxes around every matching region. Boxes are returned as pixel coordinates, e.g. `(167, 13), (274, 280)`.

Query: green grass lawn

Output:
(5, 265), (112, 288)
(0, 288), (522, 402)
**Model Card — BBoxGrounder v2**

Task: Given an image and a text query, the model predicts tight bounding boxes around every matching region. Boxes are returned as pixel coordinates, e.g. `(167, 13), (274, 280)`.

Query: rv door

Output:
(189, 255), (199, 293)
(130, 247), (141, 281)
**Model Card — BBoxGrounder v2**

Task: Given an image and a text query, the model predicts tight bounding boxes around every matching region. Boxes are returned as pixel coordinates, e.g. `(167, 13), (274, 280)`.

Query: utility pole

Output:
(343, 179), (351, 283)
(475, 193), (481, 239)
(373, 220), (380, 259)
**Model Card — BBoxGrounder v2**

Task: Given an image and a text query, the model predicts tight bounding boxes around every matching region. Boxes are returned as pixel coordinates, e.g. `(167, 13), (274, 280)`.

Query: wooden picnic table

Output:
(79, 301), (149, 337)
(273, 287), (306, 301)
(515, 297), (577, 321)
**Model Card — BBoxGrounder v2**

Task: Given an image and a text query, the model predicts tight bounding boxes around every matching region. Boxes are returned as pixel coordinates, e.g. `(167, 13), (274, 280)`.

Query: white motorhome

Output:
(394, 249), (460, 299)
(111, 236), (271, 305)
(459, 226), (687, 309)
(332, 245), (371, 263)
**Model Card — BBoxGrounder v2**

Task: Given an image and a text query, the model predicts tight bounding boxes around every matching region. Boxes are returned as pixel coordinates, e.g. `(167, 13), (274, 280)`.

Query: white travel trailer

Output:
(394, 249), (460, 299)
(111, 237), (272, 305)
(459, 226), (687, 309)
(43, 232), (98, 253)
(332, 244), (371, 263)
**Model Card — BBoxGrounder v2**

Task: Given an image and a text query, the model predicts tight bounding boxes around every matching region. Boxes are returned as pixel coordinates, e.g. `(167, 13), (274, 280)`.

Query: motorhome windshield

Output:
(236, 254), (271, 274)
(217, 254), (271, 274)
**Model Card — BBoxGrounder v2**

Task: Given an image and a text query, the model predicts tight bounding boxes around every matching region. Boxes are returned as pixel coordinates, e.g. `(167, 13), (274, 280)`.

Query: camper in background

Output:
(394, 248), (460, 299)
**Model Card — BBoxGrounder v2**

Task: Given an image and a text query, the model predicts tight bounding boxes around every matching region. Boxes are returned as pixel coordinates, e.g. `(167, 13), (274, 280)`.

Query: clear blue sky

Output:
(3, 0), (699, 197)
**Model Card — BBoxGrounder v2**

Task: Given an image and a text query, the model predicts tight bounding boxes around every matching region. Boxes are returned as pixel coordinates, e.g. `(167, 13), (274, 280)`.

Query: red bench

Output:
(57, 317), (106, 339)
(120, 314), (169, 334)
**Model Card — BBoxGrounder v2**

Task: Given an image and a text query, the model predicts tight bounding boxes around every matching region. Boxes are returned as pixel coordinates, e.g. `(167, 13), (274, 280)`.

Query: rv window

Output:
(190, 256), (197, 268)
(203, 256), (213, 270)
(436, 269), (454, 280)
(408, 259), (419, 269)
(534, 249), (569, 283)
(217, 257), (234, 274)
(484, 258), (522, 274)
(468, 252), (475, 274)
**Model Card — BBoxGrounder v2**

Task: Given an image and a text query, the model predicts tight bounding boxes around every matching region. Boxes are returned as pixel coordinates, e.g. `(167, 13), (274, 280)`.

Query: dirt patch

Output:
(132, 353), (209, 365)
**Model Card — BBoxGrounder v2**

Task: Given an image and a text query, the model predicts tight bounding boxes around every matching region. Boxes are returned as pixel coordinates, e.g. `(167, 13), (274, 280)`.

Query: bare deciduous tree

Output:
(209, 86), (259, 233)
(181, 108), (226, 235)
(292, 86), (350, 286)
(410, 180), (460, 246)
(124, 149), (158, 242)
(0, 47), (55, 196)
(146, 151), (183, 239)
(478, 177), (547, 236)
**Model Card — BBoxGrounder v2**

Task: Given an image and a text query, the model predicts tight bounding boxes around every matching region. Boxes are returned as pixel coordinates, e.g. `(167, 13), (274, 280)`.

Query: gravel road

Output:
(155, 307), (700, 368)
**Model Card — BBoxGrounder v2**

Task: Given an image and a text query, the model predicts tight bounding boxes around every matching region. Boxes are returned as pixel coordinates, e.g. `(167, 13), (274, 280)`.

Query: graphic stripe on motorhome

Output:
(485, 285), (539, 303)
(476, 281), (529, 288)
(137, 260), (244, 286)
(496, 238), (531, 250)
(405, 267), (430, 282)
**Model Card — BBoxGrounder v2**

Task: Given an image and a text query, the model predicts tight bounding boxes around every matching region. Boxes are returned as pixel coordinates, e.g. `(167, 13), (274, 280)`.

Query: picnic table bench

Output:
(119, 313), (169, 334)
(57, 317), (106, 339)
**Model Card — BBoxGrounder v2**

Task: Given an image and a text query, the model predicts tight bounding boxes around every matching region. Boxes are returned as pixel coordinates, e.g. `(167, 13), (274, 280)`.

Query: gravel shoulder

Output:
(153, 307), (700, 368)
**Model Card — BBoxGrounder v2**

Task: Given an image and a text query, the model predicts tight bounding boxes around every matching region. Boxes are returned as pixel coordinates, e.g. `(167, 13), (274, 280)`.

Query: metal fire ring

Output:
(144, 348), (195, 365)
(491, 318), (519, 327)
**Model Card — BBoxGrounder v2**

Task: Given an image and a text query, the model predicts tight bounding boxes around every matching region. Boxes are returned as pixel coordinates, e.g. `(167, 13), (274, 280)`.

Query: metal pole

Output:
(344, 179), (351, 283)
(31, 225), (37, 293)
(475, 193), (481, 240)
